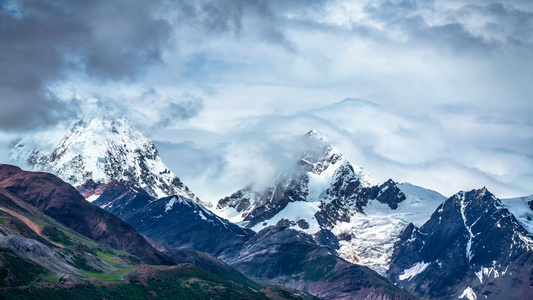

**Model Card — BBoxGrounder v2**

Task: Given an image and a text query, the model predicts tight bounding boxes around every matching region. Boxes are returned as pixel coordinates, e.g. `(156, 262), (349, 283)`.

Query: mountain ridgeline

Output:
(91, 172), (414, 300)
(6, 117), (533, 300)
(388, 188), (533, 299)
(0, 165), (315, 299)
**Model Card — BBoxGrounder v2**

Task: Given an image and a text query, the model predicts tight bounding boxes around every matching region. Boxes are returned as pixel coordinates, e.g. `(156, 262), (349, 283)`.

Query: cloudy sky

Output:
(1, 0), (532, 201)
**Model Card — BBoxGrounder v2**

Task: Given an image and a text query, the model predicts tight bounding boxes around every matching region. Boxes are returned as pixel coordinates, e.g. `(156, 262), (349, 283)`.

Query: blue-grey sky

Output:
(1, 0), (532, 200)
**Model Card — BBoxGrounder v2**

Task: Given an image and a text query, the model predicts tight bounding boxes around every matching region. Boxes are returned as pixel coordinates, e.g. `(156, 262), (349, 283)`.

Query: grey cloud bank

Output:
(0, 0), (169, 129)
(1, 0), (532, 200)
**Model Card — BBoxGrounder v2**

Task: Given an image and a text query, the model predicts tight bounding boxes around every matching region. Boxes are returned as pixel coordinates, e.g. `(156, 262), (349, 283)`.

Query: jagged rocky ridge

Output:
(10, 117), (202, 204)
(216, 130), (445, 274)
(93, 180), (253, 257)
(388, 188), (533, 300)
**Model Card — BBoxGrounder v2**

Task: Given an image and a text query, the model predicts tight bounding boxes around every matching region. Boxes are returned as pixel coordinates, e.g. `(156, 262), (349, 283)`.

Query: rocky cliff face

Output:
(388, 188), (533, 299)
(216, 131), (445, 274)
(10, 117), (201, 204)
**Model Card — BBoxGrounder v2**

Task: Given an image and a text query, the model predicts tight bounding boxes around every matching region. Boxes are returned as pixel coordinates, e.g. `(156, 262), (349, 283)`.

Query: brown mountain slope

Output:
(0, 164), (172, 265)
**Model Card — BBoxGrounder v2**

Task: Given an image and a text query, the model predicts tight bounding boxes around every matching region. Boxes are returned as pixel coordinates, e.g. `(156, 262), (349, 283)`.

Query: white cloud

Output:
(2, 0), (532, 201)
(152, 97), (532, 202)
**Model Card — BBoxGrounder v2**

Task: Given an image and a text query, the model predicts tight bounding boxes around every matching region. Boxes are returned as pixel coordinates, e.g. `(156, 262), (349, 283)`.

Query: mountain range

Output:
(0, 163), (318, 299)
(6, 116), (533, 300)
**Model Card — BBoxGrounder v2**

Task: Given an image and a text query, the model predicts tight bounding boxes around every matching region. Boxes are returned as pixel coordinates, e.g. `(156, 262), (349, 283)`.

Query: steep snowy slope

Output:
(388, 188), (533, 300)
(501, 195), (533, 235)
(216, 130), (377, 226)
(93, 181), (254, 258)
(328, 182), (445, 275)
(10, 117), (200, 202)
(216, 130), (446, 275)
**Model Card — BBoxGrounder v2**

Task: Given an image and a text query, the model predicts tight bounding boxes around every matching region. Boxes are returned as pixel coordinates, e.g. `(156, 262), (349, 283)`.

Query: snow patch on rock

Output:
(251, 201), (321, 234)
(86, 194), (100, 202)
(458, 287), (477, 300)
(165, 197), (178, 212)
(399, 262), (430, 281)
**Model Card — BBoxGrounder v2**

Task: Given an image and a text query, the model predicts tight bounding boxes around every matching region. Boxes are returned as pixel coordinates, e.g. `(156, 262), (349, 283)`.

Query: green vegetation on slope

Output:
(0, 264), (312, 300)
(0, 250), (49, 287)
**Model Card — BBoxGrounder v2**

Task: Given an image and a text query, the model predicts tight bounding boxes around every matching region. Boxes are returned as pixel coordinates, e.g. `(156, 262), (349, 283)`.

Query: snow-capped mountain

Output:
(216, 130), (446, 275)
(216, 130), (377, 224)
(388, 188), (533, 299)
(92, 180), (253, 257)
(10, 117), (200, 203)
(91, 174), (414, 300)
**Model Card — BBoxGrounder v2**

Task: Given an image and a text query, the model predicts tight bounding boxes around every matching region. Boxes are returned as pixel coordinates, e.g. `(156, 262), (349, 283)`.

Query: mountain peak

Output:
(454, 188), (499, 208)
(301, 129), (329, 155)
(302, 129), (328, 143)
(304, 129), (318, 136)
(389, 187), (533, 299)
(10, 117), (201, 203)
(298, 130), (347, 176)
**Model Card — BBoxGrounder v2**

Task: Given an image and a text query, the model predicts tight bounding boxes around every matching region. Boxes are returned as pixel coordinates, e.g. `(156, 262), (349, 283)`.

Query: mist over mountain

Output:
(4, 113), (533, 299)
(2, 0), (533, 299)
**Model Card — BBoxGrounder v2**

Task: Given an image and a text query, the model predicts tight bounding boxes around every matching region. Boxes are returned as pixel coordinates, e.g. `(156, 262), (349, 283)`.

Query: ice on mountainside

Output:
(398, 262), (430, 281)
(501, 195), (533, 235)
(331, 184), (445, 275)
(10, 117), (201, 203)
(216, 130), (446, 275)
(250, 201), (322, 233)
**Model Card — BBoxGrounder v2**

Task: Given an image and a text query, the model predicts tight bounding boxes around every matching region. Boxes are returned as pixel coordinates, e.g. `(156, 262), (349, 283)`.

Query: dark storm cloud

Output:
(363, 1), (533, 54)
(168, 0), (296, 51)
(0, 0), (170, 130)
